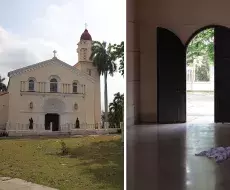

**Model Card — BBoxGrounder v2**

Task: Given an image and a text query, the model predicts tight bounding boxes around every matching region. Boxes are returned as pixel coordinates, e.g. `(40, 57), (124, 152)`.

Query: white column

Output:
(50, 122), (53, 131)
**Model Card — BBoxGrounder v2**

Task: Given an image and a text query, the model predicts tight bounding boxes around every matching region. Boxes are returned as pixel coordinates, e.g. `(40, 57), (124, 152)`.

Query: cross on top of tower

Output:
(53, 50), (57, 58)
(85, 23), (88, 30)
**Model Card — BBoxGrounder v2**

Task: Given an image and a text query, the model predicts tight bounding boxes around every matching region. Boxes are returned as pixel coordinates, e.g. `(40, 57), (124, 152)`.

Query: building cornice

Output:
(7, 57), (95, 83)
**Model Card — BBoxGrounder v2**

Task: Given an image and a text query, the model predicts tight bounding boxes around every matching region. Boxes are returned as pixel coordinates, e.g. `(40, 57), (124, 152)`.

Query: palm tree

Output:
(90, 41), (117, 123)
(112, 41), (124, 77)
(109, 92), (124, 127)
(0, 75), (7, 92)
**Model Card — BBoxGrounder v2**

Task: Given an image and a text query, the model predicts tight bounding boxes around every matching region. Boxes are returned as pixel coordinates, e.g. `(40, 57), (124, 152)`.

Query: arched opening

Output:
(72, 81), (78, 94)
(186, 28), (214, 123)
(50, 78), (58, 92)
(43, 98), (65, 131)
(157, 26), (230, 124)
(28, 79), (35, 91)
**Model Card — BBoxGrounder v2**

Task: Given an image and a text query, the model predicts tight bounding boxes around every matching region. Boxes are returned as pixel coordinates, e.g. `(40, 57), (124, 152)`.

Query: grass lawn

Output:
(0, 135), (123, 190)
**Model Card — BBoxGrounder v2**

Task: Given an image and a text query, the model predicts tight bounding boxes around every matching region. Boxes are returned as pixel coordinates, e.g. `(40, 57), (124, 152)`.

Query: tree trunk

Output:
(104, 72), (108, 122)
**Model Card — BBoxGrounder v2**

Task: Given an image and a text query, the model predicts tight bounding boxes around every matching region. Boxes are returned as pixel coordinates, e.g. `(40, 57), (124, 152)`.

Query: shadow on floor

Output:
(127, 123), (230, 190)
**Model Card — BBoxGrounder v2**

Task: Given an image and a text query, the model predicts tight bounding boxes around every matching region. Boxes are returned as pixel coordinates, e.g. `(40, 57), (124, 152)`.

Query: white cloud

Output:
(0, 0), (125, 110)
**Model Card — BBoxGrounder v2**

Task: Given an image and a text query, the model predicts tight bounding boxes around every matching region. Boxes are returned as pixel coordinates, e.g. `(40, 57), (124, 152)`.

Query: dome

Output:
(80, 29), (92, 41)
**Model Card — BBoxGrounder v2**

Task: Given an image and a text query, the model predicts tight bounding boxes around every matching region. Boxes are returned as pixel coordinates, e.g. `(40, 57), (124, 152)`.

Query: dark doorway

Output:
(157, 27), (186, 123)
(45, 114), (59, 131)
(214, 26), (230, 123)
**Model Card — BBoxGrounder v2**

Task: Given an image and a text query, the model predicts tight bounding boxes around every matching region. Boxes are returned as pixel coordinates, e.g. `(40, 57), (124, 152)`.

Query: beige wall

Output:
(0, 93), (9, 127)
(128, 0), (230, 123)
(77, 40), (92, 62)
(127, 0), (140, 126)
(7, 62), (101, 128)
(75, 61), (101, 125)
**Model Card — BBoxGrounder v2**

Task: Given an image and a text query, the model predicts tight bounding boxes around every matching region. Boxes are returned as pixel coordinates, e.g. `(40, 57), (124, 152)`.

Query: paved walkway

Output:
(187, 92), (214, 123)
(0, 177), (57, 190)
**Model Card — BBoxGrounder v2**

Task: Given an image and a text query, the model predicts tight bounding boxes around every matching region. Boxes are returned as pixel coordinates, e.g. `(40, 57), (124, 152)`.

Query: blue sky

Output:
(0, 0), (125, 109)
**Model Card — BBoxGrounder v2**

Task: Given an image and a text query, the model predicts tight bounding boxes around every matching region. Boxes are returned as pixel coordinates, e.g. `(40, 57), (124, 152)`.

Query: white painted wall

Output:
(187, 82), (214, 91)
(7, 60), (100, 130)
(186, 65), (214, 91)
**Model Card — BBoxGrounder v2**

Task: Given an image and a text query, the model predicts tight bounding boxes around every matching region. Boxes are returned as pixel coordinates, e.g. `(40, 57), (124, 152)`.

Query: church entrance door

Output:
(45, 114), (60, 131)
(157, 26), (230, 124)
(214, 26), (230, 123)
(157, 27), (186, 123)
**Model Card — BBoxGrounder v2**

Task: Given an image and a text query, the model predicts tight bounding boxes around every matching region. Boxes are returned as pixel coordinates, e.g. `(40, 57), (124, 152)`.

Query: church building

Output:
(0, 29), (101, 135)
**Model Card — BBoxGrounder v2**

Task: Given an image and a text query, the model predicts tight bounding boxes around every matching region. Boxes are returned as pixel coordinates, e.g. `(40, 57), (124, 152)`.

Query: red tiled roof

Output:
(80, 29), (92, 41)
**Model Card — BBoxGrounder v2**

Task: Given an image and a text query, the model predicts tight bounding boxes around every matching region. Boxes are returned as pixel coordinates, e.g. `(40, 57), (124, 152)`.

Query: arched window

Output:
(50, 78), (58, 92)
(28, 80), (35, 91)
(72, 82), (78, 93)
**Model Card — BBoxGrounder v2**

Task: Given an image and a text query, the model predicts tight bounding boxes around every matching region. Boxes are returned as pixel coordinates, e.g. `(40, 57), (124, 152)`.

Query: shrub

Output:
(60, 140), (68, 155)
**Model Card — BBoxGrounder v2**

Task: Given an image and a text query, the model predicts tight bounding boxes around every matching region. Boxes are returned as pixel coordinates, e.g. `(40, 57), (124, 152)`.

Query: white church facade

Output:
(0, 29), (102, 136)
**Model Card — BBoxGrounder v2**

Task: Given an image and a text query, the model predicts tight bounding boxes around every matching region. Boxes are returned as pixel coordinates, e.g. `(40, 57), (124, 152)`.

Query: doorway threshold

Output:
(187, 115), (214, 124)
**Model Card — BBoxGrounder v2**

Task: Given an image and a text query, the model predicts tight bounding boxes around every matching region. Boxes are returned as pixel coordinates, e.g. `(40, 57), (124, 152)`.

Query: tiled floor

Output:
(127, 123), (230, 190)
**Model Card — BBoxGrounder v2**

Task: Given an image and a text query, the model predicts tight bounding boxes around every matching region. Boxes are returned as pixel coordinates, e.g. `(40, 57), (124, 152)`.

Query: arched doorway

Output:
(186, 27), (214, 123)
(43, 98), (65, 130)
(157, 25), (230, 124)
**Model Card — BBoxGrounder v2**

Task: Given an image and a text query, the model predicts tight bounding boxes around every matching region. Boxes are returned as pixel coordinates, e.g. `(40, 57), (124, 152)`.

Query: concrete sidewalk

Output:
(0, 177), (57, 190)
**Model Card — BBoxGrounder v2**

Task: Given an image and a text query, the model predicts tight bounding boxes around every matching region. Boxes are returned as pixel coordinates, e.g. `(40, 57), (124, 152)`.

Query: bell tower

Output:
(75, 26), (101, 125)
(77, 27), (92, 62)
(76, 26), (96, 77)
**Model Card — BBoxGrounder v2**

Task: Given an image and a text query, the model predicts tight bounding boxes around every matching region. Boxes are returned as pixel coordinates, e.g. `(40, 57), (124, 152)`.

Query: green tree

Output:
(0, 75), (7, 92)
(195, 55), (210, 81)
(90, 41), (117, 123)
(187, 28), (214, 82)
(187, 28), (214, 66)
(112, 41), (124, 76)
(108, 92), (124, 128)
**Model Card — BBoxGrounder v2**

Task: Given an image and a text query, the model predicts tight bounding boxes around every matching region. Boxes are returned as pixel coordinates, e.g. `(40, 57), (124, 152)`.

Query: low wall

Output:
(187, 82), (214, 91)
(4, 122), (122, 137)
(7, 128), (119, 137)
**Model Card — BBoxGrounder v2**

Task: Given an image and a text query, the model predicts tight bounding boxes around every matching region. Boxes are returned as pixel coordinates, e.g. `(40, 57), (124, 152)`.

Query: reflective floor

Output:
(127, 123), (230, 190)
